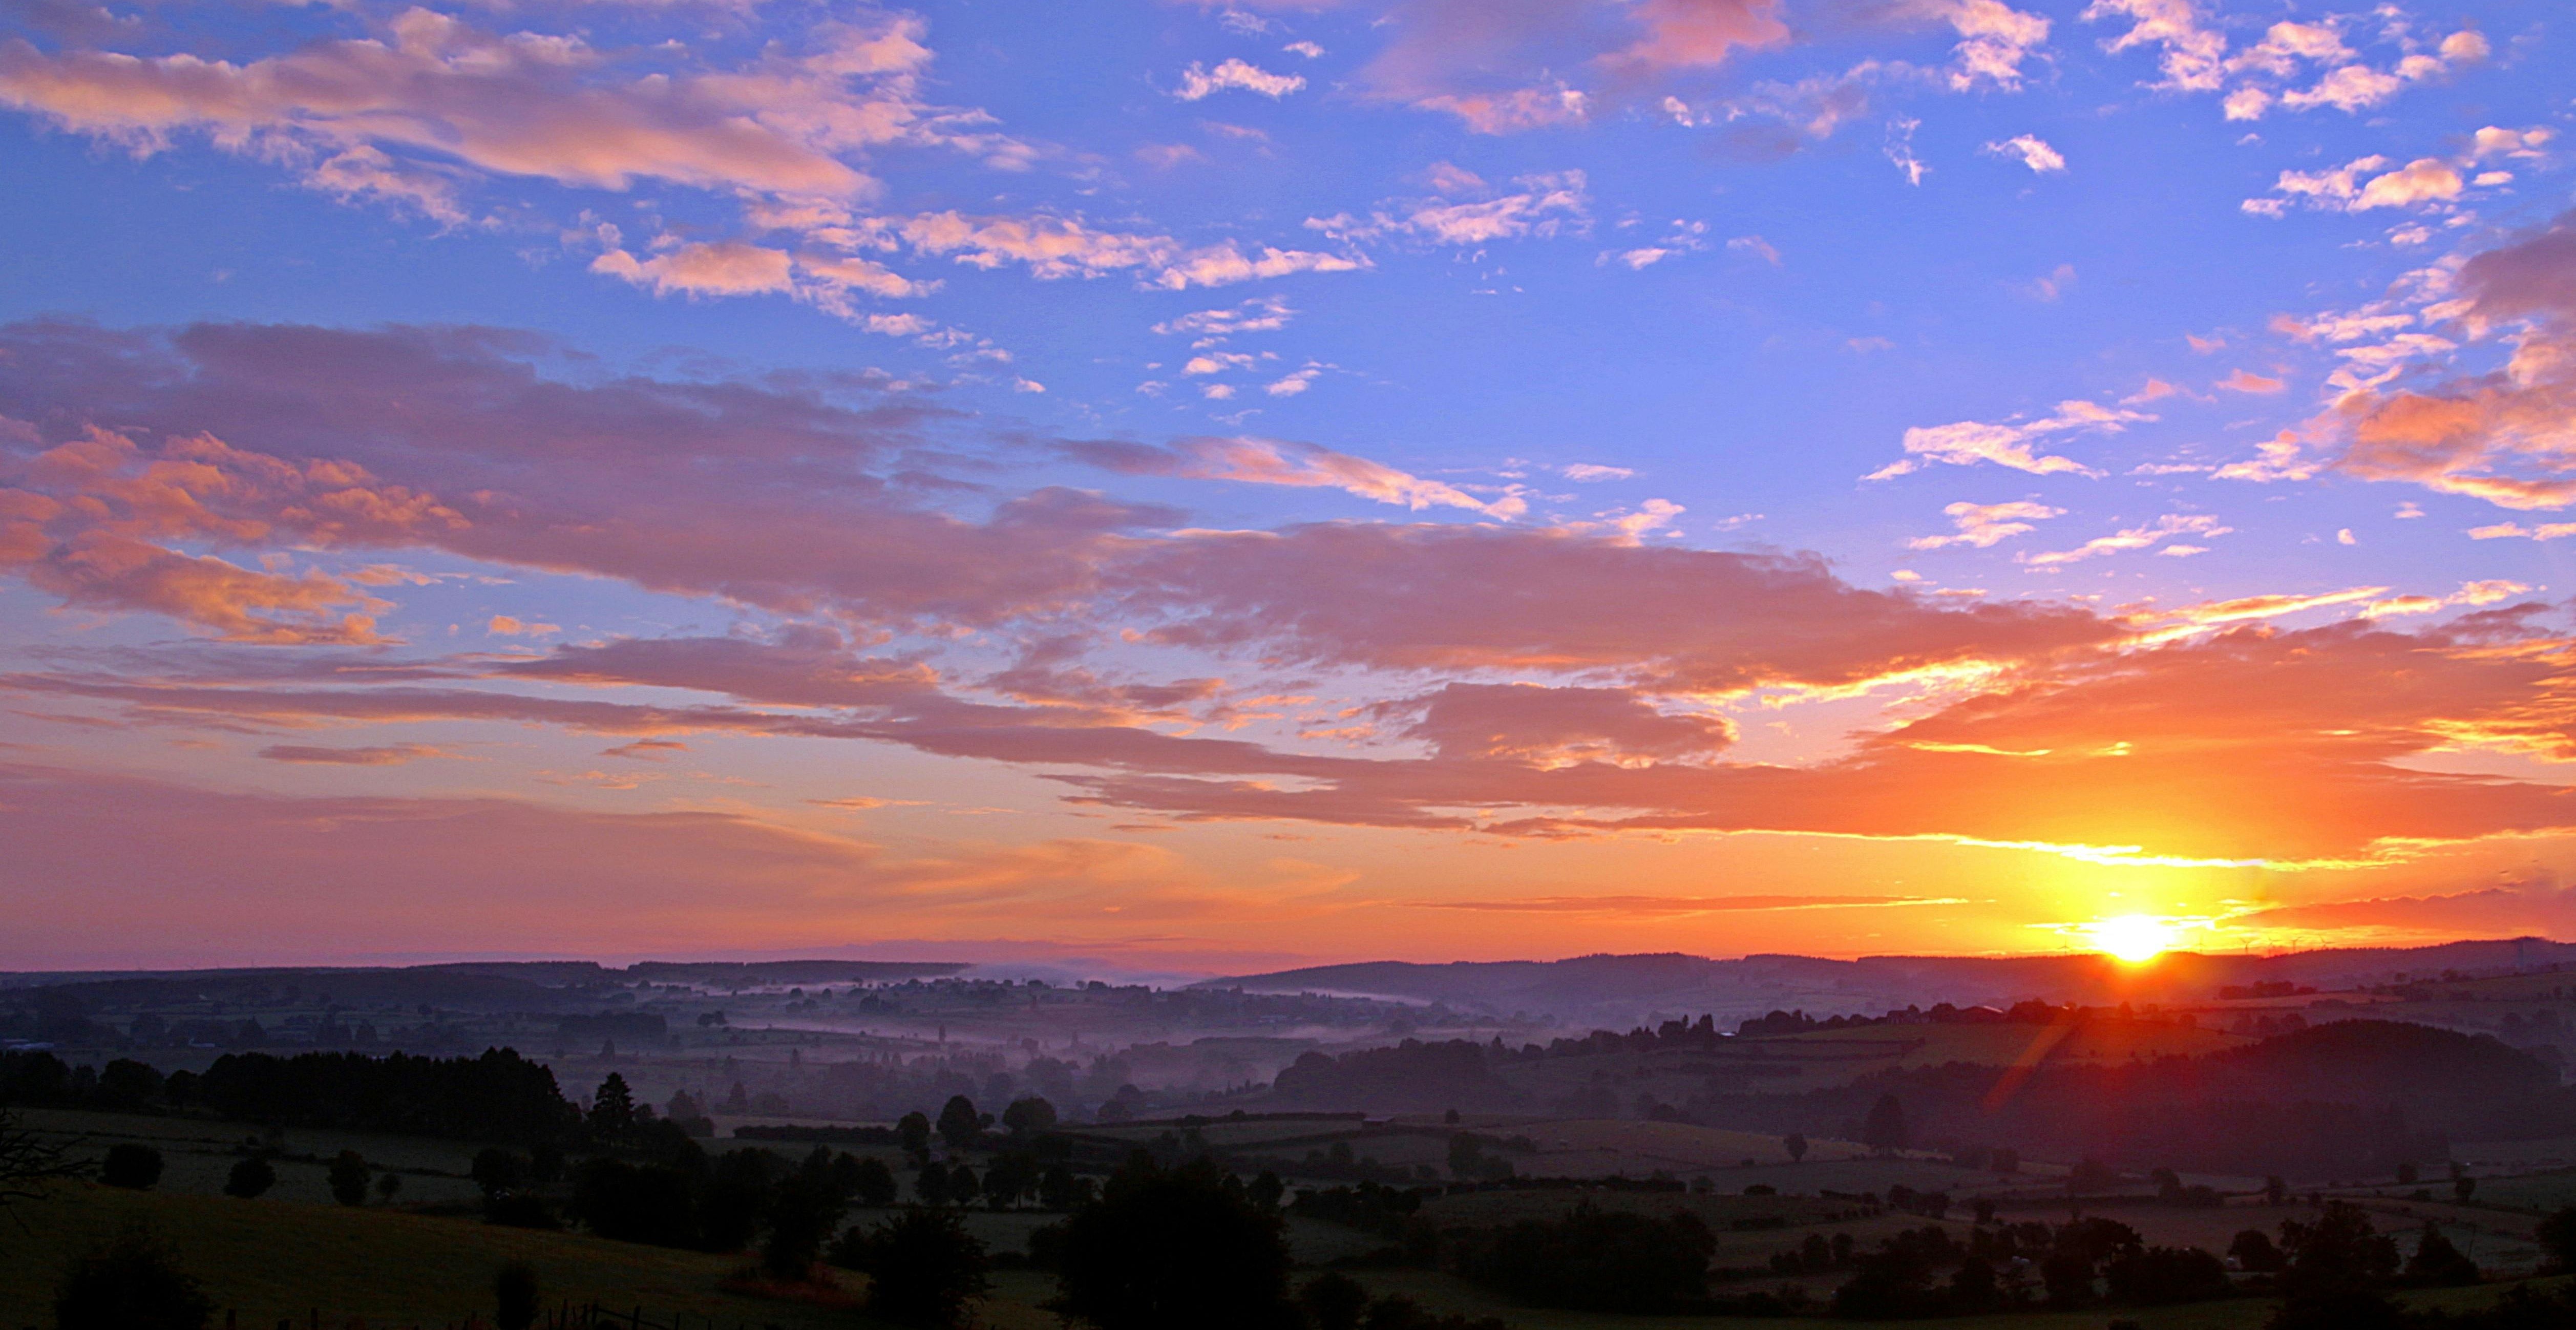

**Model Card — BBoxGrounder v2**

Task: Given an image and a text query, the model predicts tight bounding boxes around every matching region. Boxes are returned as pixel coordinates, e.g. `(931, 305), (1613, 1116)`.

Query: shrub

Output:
(2404, 1221), (2480, 1286)
(1453, 1203), (1715, 1314)
(495, 1263), (539, 1330)
(222, 1156), (275, 1199)
(2105, 1245), (2232, 1304)
(852, 1154), (897, 1207)
(54, 1226), (213, 1330)
(2536, 1206), (2576, 1273)
(836, 1206), (990, 1328)
(327, 1150), (370, 1206)
(100, 1143), (164, 1190)
(1050, 1157), (1298, 1330)
(1298, 1272), (1370, 1330)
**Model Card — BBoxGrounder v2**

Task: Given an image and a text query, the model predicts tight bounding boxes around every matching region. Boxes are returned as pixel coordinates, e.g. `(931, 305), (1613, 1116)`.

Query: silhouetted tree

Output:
(917, 1160), (951, 1207)
(1299, 1272), (1371, 1330)
(494, 1263), (539, 1330)
(327, 1150), (370, 1206)
(2536, 1206), (2576, 1273)
(898, 1110), (932, 1160)
(472, 1147), (526, 1200)
(54, 1226), (213, 1330)
(836, 1206), (990, 1328)
(2230, 1229), (2285, 1273)
(1050, 1157), (1298, 1330)
(589, 1072), (636, 1138)
(1861, 1095), (1907, 1154)
(762, 1167), (849, 1281)
(2106, 1245), (2231, 1304)
(568, 1157), (699, 1248)
(223, 1156), (275, 1199)
(852, 1154), (897, 1207)
(2404, 1221), (2480, 1286)
(1455, 1203), (1716, 1314)
(374, 1171), (403, 1204)
(2455, 1175), (2479, 1204)
(1783, 1132), (1807, 1163)
(99, 1144), (162, 1190)
(937, 1095), (983, 1151)
(1003, 1096), (1059, 1137)
(1949, 1255), (2000, 1311)
(2268, 1202), (2403, 1330)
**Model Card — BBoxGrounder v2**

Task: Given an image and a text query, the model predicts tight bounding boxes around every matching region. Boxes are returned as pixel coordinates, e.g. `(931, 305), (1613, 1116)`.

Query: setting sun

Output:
(2086, 914), (2179, 964)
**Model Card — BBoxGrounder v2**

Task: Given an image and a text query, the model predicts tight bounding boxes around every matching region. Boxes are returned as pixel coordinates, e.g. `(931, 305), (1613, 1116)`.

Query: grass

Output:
(3, 1163), (2562, 1330)
(0, 1184), (871, 1330)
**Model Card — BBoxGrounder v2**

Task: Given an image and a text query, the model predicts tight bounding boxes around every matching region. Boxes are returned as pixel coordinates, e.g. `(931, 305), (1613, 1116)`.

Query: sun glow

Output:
(2086, 914), (2179, 963)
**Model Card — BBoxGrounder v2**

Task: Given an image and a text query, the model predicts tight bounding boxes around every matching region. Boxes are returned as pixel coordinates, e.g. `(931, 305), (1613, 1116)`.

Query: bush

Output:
(484, 1192), (560, 1229)
(100, 1143), (164, 1190)
(55, 1226), (213, 1330)
(1453, 1203), (1715, 1314)
(327, 1150), (369, 1206)
(222, 1156), (276, 1199)
(2404, 1221), (2480, 1286)
(1050, 1157), (1298, 1330)
(852, 1154), (897, 1207)
(2105, 1245), (2232, 1304)
(761, 1170), (848, 1280)
(1298, 1272), (1370, 1330)
(495, 1263), (539, 1330)
(835, 1206), (990, 1328)
(568, 1157), (700, 1248)
(2535, 1206), (2576, 1273)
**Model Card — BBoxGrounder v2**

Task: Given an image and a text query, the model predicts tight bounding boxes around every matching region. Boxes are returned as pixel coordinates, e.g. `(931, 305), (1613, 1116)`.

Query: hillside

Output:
(1206, 941), (2576, 1027)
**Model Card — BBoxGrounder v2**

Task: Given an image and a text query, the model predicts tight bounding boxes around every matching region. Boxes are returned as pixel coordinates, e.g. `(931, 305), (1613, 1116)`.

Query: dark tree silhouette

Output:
(1783, 1132), (1807, 1163)
(2230, 1229), (2285, 1273)
(1003, 1096), (1059, 1137)
(1861, 1095), (1907, 1154)
(0, 1108), (83, 1215)
(836, 1206), (990, 1328)
(54, 1226), (213, 1330)
(99, 1143), (163, 1190)
(1298, 1272), (1370, 1330)
(761, 1167), (849, 1281)
(1050, 1157), (1298, 1330)
(472, 1147), (526, 1200)
(852, 1154), (897, 1207)
(2537, 1206), (2576, 1273)
(223, 1157), (276, 1199)
(936, 1095), (983, 1151)
(898, 1110), (932, 1160)
(1455, 1202), (1717, 1314)
(917, 1160), (951, 1207)
(2404, 1221), (2480, 1286)
(588, 1072), (636, 1138)
(327, 1150), (370, 1206)
(494, 1262), (539, 1330)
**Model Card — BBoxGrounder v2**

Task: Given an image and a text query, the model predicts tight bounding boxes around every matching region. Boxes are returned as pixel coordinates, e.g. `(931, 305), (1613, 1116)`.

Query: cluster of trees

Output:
(1450, 1204), (1718, 1314)
(1804, 1201), (2550, 1323)
(1739, 1000), (2201, 1038)
(1696, 1021), (2548, 1177)
(0, 1046), (580, 1146)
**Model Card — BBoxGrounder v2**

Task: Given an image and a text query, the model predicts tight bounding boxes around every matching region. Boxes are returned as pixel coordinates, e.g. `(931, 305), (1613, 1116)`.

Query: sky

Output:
(3, 0), (2575, 973)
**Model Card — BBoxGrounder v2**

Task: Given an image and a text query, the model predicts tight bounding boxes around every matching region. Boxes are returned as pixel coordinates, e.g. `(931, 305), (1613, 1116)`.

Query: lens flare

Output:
(2086, 914), (2177, 963)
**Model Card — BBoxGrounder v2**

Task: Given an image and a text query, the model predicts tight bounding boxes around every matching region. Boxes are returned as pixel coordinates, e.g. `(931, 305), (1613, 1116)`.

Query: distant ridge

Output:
(0, 958), (973, 1007)
(1197, 939), (2576, 1023)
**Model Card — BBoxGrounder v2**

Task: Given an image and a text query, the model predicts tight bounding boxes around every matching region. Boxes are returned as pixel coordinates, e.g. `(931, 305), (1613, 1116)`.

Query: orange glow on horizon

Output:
(2085, 914), (2181, 963)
